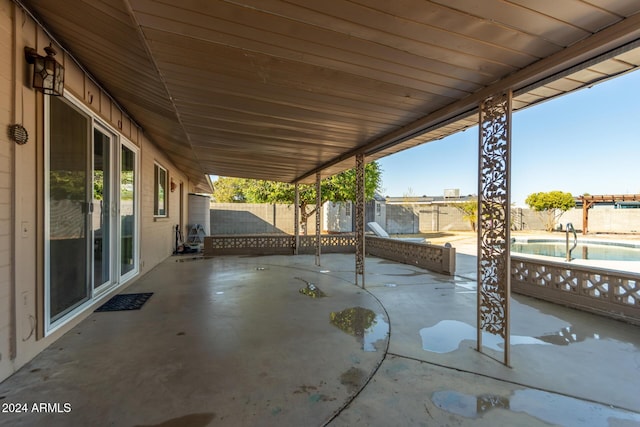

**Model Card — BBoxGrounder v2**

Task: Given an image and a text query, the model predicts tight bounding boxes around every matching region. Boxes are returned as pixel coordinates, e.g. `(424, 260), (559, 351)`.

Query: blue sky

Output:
(378, 69), (640, 206)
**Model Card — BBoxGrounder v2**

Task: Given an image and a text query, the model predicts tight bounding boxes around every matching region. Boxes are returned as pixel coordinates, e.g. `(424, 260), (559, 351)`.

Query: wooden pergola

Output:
(580, 194), (640, 234)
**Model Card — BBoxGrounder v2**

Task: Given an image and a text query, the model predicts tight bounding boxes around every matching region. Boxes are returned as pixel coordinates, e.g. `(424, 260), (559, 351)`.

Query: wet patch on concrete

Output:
(432, 390), (509, 418)
(299, 283), (326, 298)
(385, 271), (429, 277)
(293, 383), (336, 403)
(294, 384), (317, 394)
(340, 367), (367, 394)
(174, 257), (205, 263)
(296, 277), (326, 298)
(135, 412), (216, 427)
(536, 325), (613, 346)
(309, 393), (336, 403)
(330, 307), (389, 351)
(420, 320), (629, 353)
(271, 406), (282, 415)
(431, 389), (640, 426)
(377, 260), (402, 265)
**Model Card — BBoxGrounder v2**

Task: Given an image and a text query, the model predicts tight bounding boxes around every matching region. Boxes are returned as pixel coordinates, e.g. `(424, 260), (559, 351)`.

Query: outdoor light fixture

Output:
(24, 45), (64, 96)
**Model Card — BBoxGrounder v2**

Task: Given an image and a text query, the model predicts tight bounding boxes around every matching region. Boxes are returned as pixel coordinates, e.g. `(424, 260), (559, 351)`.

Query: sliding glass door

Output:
(93, 126), (114, 292)
(47, 95), (139, 331)
(47, 96), (91, 322)
(120, 144), (136, 279)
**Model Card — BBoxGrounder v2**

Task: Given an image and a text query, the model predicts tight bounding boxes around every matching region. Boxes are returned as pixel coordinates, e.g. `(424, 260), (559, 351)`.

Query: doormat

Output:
(95, 293), (153, 312)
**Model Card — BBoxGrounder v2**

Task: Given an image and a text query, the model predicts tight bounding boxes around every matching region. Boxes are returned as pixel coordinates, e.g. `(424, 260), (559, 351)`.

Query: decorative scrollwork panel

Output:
(478, 91), (512, 364)
(316, 173), (322, 265)
(355, 154), (365, 285)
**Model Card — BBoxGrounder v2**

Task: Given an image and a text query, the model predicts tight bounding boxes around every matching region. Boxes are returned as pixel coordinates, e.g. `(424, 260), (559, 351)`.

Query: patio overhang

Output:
(15, 0), (640, 187)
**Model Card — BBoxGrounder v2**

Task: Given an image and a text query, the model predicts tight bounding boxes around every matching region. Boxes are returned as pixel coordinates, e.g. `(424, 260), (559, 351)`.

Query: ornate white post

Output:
(355, 154), (365, 288)
(477, 90), (512, 366)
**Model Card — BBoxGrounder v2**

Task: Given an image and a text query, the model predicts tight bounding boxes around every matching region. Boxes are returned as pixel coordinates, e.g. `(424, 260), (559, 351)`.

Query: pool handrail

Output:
(566, 222), (578, 261)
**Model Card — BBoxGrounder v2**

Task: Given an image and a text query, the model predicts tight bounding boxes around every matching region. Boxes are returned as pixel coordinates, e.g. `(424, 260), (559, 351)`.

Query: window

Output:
(154, 163), (168, 217)
(345, 202), (351, 216)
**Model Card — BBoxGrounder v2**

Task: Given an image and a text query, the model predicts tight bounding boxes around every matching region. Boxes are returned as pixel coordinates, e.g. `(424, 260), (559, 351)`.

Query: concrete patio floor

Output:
(0, 252), (639, 426)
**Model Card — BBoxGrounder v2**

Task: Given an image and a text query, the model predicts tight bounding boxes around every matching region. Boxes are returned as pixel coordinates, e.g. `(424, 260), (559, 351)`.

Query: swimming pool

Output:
(511, 239), (640, 261)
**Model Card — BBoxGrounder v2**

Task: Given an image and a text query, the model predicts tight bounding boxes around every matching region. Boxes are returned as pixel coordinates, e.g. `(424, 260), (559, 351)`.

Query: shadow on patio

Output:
(0, 253), (639, 426)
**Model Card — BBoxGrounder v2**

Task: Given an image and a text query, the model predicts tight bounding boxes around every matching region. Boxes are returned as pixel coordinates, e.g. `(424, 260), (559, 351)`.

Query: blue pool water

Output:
(511, 240), (640, 261)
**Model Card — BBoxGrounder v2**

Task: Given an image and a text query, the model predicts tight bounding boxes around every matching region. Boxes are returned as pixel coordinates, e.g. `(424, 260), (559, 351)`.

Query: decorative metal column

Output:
(294, 183), (300, 255)
(315, 172), (321, 266)
(477, 90), (512, 366)
(355, 154), (365, 288)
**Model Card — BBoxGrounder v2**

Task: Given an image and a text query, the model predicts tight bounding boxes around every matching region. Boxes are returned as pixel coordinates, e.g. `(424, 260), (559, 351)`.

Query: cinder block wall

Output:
(386, 205), (472, 233)
(563, 208), (640, 233)
(210, 203), (318, 234)
(385, 204), (420, 234)
(209, 203), (640, 235)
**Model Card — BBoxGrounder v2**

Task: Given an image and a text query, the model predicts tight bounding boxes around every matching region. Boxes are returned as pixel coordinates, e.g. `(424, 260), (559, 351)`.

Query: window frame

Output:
(44, 92), (141, 335)
(154, 162), (168, 217)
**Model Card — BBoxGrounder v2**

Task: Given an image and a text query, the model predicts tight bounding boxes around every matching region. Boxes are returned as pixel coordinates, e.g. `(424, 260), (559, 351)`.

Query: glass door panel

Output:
(120, 145), (136, 277)
(48, 96), (90, 322)
(93, 128), (112, 290)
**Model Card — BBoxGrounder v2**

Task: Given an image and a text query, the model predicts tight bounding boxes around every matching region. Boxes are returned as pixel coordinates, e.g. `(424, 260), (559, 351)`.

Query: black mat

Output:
(95, 293), (153, 312)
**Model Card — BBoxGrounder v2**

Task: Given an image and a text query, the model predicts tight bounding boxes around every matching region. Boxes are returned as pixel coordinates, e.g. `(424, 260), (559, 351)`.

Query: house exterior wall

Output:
(0, 1), (195, 382)
(0, 0), (14, 382)
(139, 136), (190, 273)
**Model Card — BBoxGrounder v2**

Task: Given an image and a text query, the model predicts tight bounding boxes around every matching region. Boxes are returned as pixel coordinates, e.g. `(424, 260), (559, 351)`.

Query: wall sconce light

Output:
(24, 45), (65, 96)
(170, 179), (177, 192)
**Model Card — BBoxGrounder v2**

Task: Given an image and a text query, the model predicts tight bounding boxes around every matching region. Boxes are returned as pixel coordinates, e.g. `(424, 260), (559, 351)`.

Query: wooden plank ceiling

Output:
(19, 0), (640, 187)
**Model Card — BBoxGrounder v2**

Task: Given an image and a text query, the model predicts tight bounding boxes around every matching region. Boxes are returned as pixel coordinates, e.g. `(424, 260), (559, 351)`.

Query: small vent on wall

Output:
(8, 124), (29, 145)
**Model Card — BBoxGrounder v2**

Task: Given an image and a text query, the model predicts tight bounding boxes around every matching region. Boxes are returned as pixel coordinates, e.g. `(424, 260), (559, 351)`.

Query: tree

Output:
(453, 199), (478, 232)
(525, 191), (576, 232)
(211, 161), (383, 234)
(211, 177), (247, 202)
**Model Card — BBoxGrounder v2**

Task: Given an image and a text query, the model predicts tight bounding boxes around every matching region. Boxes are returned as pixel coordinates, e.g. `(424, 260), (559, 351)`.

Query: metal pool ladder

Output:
(566, 222), (577, 261)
